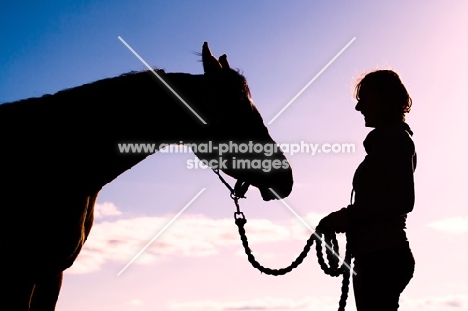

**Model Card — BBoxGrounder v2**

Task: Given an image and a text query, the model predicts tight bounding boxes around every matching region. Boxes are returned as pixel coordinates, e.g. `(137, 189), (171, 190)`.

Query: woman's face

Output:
(355, 84), (385, 128)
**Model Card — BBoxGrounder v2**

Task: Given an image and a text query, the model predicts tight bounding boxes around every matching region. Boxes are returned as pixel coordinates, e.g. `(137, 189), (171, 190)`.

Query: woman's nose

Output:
(355, 101), (362, 111)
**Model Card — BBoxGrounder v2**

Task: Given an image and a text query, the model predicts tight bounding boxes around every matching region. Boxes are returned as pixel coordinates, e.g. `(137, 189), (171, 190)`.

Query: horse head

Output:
(192, 42), (293, 201)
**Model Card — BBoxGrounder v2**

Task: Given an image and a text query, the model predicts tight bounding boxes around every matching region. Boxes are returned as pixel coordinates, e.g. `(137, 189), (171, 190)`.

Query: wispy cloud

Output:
(94, 201), (122, 219)
(169, 294), (468, 311)
(128, 299), (144, 306)
(401, 294), (468, 310)
(66, 201), (336, 275)
(67, 210), (300, 274)
(169, 296), (346, 311)
(426, 216), (468, 233)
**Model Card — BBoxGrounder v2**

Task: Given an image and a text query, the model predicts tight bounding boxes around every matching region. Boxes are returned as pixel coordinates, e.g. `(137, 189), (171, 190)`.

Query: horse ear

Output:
(202, 42), (222, 74)
(219, 54), (231, 70)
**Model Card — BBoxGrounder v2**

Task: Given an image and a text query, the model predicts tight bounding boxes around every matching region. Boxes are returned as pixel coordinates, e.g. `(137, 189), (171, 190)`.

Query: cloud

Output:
(67, 213), (294, 274)
(289, 211), (328, 239)
(400, 294), (468, 310)
(169, 294), (468, 311)
(94, 201), (122, 218)
(66, 202), (343, 275)
(168, 296), (345, 311)
(129, 299), (144, 306)
(426, 216), (468, 233)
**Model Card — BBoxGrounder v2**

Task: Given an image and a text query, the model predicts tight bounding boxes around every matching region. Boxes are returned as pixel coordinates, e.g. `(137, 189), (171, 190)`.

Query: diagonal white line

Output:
(117, 36), (207, 125)
(268, 188), (356, 275)
(268, 37), (356, 124)
(117, 188), (206, 276)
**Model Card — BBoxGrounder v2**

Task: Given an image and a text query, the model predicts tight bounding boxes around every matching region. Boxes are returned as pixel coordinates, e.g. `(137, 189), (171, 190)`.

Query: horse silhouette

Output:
(0, 42), (293, 310)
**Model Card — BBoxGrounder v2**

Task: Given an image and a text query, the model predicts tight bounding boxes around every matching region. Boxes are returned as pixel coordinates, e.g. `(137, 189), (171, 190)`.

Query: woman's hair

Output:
(354, 70), (412, 121)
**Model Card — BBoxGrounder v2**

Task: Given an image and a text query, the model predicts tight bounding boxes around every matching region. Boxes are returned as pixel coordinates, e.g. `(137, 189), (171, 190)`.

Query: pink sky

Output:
(2, 1), (468, 310)
(62, 2), (468, 309)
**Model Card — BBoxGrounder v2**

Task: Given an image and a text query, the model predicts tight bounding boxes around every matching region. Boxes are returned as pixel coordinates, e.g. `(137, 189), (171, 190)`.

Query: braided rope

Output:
(210, 168), (352, 310)
(235, 216), (352, 311)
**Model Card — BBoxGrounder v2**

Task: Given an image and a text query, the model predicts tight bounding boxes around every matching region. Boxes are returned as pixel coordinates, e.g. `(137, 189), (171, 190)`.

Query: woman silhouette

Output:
(318, 70), (416, 311)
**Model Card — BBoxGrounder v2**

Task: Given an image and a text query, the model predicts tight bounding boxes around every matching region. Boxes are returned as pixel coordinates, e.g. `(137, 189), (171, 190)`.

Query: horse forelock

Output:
(232, 69), (251, 98)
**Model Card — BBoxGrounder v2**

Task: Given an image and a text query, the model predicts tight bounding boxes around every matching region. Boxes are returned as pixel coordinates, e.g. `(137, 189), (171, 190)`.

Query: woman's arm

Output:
(347, 129), (416, 225)
(318, 129), (416, 233)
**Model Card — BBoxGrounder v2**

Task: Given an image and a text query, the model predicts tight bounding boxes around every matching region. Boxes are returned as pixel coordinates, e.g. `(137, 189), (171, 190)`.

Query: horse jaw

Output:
(224, 165), (293, 201)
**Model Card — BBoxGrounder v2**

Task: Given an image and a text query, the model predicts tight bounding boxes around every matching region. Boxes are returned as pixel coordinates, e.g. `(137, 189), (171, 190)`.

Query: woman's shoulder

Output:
(364, 122), (415, 157)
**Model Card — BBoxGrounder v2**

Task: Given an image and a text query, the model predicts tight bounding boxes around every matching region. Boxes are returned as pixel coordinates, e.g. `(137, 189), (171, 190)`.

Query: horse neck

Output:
(82, 71), (211, 190)
(114, 71), (210, 143)
(0, 70), (212, 193)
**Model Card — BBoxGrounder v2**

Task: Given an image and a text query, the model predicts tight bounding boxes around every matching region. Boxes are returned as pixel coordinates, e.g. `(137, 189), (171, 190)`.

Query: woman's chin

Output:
(364, 119), (376, 128)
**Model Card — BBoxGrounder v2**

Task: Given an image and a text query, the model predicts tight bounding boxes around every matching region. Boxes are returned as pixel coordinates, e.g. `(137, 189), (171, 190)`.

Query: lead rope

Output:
(212, 168), (352, 311)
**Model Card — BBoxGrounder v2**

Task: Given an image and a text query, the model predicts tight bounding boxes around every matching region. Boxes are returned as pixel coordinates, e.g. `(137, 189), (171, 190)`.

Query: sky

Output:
(1, 1), (468, 310)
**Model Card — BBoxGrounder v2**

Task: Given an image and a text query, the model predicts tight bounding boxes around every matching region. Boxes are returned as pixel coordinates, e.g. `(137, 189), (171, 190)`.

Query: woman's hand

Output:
(317, 208), (350, 234)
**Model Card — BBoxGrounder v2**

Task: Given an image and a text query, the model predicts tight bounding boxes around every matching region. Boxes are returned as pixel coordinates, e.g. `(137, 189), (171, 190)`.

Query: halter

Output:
(211, 167), (353, 311)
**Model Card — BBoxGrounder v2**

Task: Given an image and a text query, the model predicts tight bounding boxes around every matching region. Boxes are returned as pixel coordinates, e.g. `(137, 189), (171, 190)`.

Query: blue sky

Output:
(2, 1), (468, 310)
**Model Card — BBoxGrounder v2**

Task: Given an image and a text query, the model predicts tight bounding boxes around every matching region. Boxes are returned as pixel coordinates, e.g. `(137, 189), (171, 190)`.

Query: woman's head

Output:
(354, 70), (412, 128)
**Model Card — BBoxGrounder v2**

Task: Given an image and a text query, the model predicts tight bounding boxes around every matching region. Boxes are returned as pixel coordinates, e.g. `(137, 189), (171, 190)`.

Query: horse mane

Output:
(0, 67), (258, 145)
(0, 68), (165, 107)
(0, 66), (252, 113)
